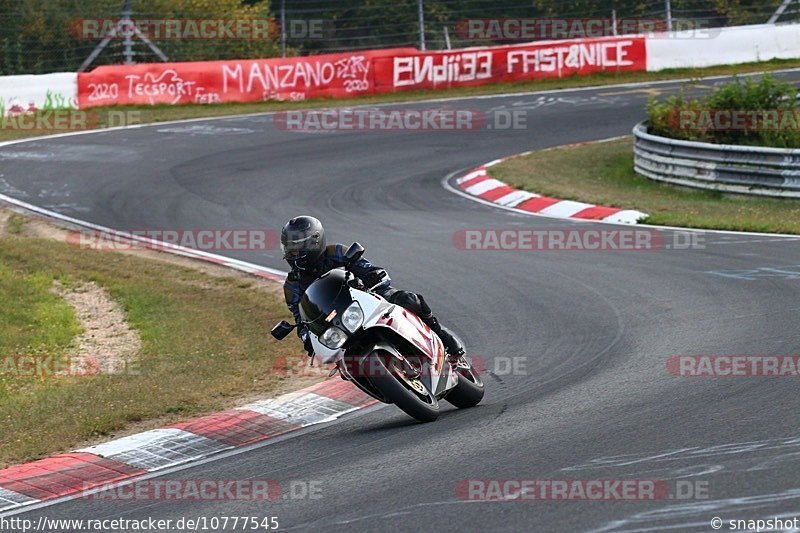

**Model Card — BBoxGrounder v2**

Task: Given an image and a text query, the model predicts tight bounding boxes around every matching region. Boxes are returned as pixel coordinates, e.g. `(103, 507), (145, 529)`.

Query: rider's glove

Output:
(299, 328), (314, 357)
(361, 268), (388, 289)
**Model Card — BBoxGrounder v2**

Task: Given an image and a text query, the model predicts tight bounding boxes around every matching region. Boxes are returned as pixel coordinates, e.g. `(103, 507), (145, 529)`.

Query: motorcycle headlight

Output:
(341, 302), (364, 333)
(320, 326), (348, 349)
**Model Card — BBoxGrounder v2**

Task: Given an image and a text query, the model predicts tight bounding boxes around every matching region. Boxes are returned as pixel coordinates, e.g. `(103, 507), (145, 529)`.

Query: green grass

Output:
(0, 231), (301, 467)
(492, 137), (800, 234)
(0, 264), (82, 401)
(3, 57), (800, 143)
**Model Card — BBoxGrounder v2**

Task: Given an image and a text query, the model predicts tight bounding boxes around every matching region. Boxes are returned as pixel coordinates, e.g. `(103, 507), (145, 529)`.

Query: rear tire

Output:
(369, 351), (439, 423)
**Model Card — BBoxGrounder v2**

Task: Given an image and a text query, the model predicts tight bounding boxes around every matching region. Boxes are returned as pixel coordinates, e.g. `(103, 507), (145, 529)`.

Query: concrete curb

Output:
(450, 151), (648, 225)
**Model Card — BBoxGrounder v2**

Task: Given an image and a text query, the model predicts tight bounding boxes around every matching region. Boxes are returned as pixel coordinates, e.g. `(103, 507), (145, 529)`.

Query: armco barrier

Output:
(633, 122), (800, 198)
(77, 36), (646, 107)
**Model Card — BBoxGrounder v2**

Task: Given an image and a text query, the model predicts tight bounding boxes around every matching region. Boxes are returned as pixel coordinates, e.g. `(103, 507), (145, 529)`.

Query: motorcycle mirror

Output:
(271, 320), (296, 340)
(344, 242), (365, 264)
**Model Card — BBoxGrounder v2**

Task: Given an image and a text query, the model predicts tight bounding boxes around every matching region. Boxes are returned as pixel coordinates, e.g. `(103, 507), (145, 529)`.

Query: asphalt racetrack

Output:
(3, 72), (800, 532)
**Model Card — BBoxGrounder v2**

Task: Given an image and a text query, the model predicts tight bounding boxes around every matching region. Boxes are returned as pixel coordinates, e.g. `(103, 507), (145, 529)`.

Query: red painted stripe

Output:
(571, 205), (621, 220)
(458, 174), (489, 190)
(171, 409), (300, 447)
(479, 185), (518, 202)
(306, 379), (377, 408)
(0, 453), (144, 500)
(516, 197), (561, 213)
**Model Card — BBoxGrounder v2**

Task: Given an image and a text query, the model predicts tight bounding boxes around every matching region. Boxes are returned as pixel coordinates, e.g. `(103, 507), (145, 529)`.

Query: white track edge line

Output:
(0, 193), (287, 278)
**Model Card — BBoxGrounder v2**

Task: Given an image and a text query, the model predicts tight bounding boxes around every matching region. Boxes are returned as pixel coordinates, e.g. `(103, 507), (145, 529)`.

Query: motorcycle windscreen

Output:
(300, 268), (352, 336)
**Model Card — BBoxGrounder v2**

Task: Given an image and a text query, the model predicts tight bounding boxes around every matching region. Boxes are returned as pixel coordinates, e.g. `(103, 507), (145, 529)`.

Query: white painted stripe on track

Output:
(238, 392), (361, 426)
(538, 200), (595, 218)
(77, 429), (232, 471)
(603, 210), (649, 224)
(455, 169), (488, 185)
(464, 178), (506, 196)
(495, 190), (538, 207)
(0, 488), (37, 512)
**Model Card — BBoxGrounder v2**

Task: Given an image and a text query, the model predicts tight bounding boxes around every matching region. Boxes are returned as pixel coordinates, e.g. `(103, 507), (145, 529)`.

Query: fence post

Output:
(417, 0), (426, 51)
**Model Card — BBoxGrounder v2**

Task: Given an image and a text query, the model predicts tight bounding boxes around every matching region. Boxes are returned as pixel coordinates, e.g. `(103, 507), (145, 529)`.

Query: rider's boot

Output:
(421, 314), (465, 368)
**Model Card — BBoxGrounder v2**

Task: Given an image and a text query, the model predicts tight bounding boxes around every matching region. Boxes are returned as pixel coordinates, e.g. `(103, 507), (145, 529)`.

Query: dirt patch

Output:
(52, 280), (141, 375)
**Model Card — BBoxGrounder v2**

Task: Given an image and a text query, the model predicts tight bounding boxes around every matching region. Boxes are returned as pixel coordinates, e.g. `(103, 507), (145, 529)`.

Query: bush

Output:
(646, 75), (800, 148)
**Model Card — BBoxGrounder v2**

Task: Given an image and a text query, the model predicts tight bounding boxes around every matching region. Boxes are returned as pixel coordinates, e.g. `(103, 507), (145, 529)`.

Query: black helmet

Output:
(281, 216), (326, 271)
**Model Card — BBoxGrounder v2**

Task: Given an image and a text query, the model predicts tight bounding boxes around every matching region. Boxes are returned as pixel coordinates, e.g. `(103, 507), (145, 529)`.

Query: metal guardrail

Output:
(633, 122), (800, 198)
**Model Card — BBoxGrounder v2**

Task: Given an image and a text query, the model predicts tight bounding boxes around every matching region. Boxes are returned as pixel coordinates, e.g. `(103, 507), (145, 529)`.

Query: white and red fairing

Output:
(309, 286), (457, 393)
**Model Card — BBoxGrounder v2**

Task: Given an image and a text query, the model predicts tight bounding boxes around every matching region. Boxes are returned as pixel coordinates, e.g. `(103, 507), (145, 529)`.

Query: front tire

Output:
(368, 351), (439, 423)
(445, 356), (485, 409)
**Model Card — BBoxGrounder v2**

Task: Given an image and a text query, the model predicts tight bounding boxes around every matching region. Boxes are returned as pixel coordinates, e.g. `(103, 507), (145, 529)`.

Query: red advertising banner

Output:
(78, 47), (416, 107)
(372, 36), (647, 92)
(77, 37), (646, 108)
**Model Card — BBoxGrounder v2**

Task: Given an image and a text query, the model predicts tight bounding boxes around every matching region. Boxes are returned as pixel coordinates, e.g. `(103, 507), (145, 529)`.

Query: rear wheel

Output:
(445, 356), (485, 409)
(368, 350), (439, 423)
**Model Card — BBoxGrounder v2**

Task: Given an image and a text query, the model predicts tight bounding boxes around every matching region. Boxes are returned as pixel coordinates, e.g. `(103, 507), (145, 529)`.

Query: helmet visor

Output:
(281, 233), (322, 261)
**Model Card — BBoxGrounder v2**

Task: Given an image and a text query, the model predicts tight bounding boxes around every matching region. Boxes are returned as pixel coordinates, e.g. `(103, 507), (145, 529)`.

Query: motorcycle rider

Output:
(280, 215), (465, 366)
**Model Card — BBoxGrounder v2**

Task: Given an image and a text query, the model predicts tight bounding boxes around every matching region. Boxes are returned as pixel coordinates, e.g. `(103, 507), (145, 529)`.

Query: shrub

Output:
(646, 75), (800, 148)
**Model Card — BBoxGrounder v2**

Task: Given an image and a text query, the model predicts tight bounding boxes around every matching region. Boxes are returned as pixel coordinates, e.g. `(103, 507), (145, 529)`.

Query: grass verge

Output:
(0, 210), (305, 468)
(3, 58), (800, 143)
(490, 137), (800, 234)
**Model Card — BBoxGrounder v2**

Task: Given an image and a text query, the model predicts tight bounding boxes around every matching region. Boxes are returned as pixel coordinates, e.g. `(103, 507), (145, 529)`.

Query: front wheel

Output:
(368, 350), (439, 423)
(445, 356), (485, 409)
